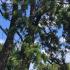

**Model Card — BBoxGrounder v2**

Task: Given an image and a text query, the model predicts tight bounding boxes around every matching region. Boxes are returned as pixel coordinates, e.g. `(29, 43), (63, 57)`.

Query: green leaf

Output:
(41, 53), (47, 63)
(3, 12), (9, 19)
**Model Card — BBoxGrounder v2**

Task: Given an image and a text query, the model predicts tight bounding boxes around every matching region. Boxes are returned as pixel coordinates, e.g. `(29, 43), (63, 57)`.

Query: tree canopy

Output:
(0, 0), (70, 70)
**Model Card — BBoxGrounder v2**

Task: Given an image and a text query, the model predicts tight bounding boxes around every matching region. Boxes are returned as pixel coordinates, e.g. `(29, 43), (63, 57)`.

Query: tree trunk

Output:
(0, 2), (18, 70)
(0, 23), (16, 70)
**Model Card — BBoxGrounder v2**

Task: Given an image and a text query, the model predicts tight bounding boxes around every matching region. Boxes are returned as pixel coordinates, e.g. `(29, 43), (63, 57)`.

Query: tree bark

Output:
(0, 20), (17, 70)
(0, 2), (18, 70)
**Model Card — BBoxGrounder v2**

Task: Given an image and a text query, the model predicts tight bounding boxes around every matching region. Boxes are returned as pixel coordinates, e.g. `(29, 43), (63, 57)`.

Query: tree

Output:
(0, 0), (70, 70)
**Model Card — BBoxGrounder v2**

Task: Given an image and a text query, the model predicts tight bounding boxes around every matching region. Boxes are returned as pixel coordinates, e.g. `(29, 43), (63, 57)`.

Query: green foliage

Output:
(37, 63), (48, 70)
(24, 0), (28, 9)
(3, 12), (9, 19)
(0, 0), (70, 70)
(21, 43), (41, 62)
(6, 48), (20, 70)
(13, 0), (18, 4)
(67, 64), (70, 70)
(41, 53), (47, 63)
(0, 44), (3, 51)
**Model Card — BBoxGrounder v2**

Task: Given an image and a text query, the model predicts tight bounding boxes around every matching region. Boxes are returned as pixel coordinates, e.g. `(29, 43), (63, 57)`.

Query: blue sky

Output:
(0, 3), (30, 43)
(0, 13), (10, 42)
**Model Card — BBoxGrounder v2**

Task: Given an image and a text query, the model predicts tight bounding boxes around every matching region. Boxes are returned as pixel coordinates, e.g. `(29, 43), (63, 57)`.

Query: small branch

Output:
(0, 25), (7, 35)
(16, 31), (23, 42)
(0, 9), (4, 17)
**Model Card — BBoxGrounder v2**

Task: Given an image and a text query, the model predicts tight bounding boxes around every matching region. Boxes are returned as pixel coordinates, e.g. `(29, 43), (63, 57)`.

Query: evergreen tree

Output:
(0, 0), (70, 70)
